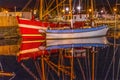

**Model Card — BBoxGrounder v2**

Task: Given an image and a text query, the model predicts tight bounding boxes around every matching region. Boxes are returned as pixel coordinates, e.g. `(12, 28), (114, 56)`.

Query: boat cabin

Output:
(64, 13), (89, 28)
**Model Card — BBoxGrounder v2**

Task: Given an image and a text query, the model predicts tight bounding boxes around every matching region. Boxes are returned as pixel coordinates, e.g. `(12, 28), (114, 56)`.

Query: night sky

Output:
(0, 0), (36, 11)
(0, 0), (119, 11)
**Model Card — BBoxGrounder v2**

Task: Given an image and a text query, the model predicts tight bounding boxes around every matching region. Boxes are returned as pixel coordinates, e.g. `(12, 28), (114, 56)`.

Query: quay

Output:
(0, 16), (19, 39)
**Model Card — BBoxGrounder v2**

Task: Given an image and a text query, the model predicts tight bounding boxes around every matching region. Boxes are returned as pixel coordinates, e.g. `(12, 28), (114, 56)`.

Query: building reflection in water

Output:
(0, 39), (20, 56)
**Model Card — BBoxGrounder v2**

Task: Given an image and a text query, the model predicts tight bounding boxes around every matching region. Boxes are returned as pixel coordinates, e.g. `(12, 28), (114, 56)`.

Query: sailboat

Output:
(17, 0), (109, 40)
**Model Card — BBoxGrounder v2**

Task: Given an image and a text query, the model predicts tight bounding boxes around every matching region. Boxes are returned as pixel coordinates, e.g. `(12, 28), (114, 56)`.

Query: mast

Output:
(56, 0), (59, 17)
(90, 0), (94, 27)
(91, 0), (95, 80)
(69, 0), (72, 18)
(91, 0), (94, 19)
(91, 47), (95, 80)
(40, 0), (43, 20)
(69, 0), (73, 28)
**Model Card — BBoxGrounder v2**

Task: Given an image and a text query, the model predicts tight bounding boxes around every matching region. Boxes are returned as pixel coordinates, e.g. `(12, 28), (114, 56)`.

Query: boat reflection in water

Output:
(17, 36), (110, 80)
(18, 37), (108, 61)
(46, 37), (108, 49)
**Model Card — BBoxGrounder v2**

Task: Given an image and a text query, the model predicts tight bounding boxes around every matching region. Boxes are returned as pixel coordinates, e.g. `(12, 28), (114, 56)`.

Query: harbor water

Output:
(0, 33), (120, 80)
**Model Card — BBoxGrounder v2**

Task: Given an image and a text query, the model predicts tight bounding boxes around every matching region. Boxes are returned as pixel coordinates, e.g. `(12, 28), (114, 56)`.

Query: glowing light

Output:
(89, 9), (92, 12)
(113, 8), (117, 12)
(77, 6), (81, 10)
(62, 9), (65, 13)
(65, 7), (69, 11)
(101, 10), (104, 13)
(5, 10), (8, 13)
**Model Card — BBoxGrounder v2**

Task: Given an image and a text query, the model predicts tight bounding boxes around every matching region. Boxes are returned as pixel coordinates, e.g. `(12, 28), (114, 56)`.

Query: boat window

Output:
(74, 16), (76, 19)
(65, 16), (67, 20)
(69, 16), (71, 19)
(80, 15), (82, 18)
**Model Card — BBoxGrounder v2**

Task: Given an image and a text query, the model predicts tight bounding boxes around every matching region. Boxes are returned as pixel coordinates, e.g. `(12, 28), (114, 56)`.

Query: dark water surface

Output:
(0, 37), (120, 80)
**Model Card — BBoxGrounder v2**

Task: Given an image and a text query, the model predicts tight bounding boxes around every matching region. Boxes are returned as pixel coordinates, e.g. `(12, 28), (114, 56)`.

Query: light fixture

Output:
(65, 7), (69, 11)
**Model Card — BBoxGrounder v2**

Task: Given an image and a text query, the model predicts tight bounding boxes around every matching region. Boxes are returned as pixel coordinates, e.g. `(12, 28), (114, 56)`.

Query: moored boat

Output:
(46, 25), (109, 39)
(16, 0), (109, 40)
(17, 16), (70, 40)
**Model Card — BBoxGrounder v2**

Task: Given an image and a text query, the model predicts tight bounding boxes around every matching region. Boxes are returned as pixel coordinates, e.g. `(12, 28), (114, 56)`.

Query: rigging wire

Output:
(85, 50), (89, 80)
(72, 0), (76, 12)
(116, 0), (118, 7)
(0, 62), (3, 71)
(21, 0), (32, 11)
(34, 0), (39, 10)
(112, 4), (117, 79)
(87, 48), (91, 80)
(101, 0), (105, 8)
(116, 51), (120, 80)
(95, 48), (98, 80)
(116, 1), (120, 78)
(104, 46), (118, 80)
(101, 47), (110, 78)
(34, 60), (42, 79)
(77, 58), (86, 80)
(9, 72), (16, 80)
(106, 0), (113, 14)
(21, 63), (38, 80)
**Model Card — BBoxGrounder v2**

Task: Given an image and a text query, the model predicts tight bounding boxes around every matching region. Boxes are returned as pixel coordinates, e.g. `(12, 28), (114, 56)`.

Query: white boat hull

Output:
(46, 26), (109, 39)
